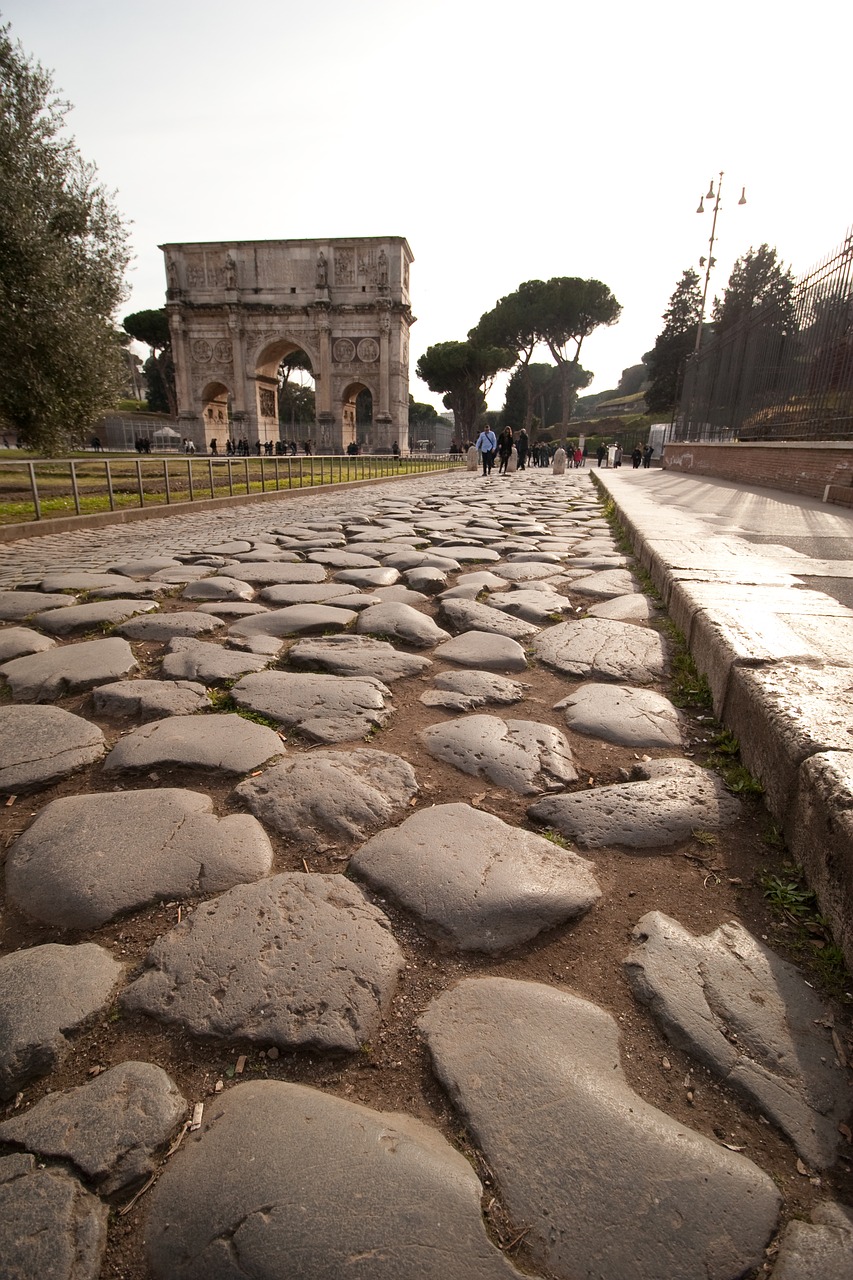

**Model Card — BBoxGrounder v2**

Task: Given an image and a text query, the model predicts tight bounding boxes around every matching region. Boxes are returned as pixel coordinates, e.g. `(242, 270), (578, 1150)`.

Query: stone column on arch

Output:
(314, 307), (337, 452)
(373, 304), (394, 451)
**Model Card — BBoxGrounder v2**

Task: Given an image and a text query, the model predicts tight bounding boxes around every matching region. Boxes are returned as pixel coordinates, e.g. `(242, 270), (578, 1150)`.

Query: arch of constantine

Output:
(160, 236), (415, 453)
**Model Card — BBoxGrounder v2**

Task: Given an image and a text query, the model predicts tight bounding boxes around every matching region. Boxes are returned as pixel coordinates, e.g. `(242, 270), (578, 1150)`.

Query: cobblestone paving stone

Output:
(0, 470), (850, 1279)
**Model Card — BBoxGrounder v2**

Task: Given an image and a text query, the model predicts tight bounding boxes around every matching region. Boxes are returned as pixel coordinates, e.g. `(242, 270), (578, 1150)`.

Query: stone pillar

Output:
(228, 310), (247, 421)
(314, 307), (337, 451)
(373, 305), (394, 452)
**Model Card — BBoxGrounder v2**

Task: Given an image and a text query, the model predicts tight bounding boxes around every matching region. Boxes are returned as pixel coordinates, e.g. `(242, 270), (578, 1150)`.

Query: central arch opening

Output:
(277, 350), (316, 454)
(342, 381), (373, 453)
(255, 337), (316, 452)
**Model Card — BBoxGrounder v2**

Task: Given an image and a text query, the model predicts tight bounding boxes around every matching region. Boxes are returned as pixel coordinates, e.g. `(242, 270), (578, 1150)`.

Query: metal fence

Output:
(0, 453), (464, 525)
(676, 227), (853, 441)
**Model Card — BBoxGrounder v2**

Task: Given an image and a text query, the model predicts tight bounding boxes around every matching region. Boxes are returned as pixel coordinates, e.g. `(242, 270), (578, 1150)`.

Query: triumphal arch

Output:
(160, 236), (415, 452)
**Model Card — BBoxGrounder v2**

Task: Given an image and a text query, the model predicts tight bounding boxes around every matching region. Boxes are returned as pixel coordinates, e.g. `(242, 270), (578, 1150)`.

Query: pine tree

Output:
(644, 269), (703, 414)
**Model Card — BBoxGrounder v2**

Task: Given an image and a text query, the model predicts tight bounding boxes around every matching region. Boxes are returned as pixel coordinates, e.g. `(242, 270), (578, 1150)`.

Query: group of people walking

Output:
(472, 428), (655, 478)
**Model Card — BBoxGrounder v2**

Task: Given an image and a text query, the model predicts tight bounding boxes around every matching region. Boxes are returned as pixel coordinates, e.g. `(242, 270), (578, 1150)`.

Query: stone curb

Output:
(596, 471), (853, 972)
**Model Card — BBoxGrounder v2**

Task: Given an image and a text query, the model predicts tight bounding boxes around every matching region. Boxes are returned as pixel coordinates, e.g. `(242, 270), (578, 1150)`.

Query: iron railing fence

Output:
(676, 227), (853, 442)
(0, 453), (464, 525)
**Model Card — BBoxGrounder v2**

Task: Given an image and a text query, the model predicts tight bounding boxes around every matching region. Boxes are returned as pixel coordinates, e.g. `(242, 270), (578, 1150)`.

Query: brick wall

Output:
(662, 442), (853, 502)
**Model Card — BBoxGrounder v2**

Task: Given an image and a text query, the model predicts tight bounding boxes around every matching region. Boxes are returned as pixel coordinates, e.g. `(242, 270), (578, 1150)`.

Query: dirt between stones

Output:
(0, 571), (852, 1280)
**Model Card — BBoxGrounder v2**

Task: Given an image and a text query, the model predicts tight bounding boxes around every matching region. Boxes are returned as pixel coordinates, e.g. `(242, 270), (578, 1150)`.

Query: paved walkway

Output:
(0, 466), (850, 1280)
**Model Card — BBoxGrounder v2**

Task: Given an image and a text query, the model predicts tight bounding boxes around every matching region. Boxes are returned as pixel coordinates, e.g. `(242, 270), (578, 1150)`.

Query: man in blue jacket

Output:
(475, 426), (497, 477)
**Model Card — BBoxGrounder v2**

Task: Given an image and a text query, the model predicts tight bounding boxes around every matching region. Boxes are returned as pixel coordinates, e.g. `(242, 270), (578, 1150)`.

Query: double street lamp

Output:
(694, 171), (747, 353)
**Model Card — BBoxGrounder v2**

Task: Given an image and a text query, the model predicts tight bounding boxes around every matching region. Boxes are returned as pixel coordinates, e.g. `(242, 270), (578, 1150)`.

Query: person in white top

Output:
(475, 427), (497, 477)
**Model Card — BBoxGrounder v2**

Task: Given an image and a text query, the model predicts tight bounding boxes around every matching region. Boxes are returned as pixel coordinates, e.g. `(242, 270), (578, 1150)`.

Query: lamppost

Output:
(694, 171), (746, 353)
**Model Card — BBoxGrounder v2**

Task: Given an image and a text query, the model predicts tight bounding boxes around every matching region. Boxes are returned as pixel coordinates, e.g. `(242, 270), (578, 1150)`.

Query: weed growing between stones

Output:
(760, 865), (852, 1002)
(204, 688), (280, 731)
(541, 829), (572, 850)
(707, 730), (765, 798)
(655, 617), (713, 712)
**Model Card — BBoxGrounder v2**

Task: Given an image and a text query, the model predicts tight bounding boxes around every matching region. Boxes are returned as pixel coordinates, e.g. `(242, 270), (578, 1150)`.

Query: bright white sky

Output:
(4, 0), (851, 411)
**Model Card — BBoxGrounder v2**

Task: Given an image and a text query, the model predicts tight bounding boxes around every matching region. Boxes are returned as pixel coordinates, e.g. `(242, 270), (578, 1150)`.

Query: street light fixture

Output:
(694, 171), (746, 353)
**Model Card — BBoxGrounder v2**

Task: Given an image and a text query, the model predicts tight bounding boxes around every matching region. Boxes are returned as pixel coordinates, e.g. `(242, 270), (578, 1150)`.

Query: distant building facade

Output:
(161, 237), (415, 453)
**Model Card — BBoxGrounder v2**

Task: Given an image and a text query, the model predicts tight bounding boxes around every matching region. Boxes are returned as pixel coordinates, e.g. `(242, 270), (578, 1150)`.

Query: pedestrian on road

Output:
(516, 429), (529, 470)
(643, 444), (654, 468)
(596, 443), (606, 467)
(614, 443), (623, 468)
(475, 426), (497, 477)
(631, 446), (642, 469)
(497, 427), (514, 475)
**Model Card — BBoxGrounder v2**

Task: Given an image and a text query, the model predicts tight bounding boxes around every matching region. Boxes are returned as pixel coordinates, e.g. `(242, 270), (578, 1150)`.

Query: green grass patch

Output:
(760, 864), (851, 1001)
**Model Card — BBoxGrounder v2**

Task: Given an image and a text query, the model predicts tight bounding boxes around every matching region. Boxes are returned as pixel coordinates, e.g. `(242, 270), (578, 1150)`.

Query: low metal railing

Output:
(0, 453), (464, 524)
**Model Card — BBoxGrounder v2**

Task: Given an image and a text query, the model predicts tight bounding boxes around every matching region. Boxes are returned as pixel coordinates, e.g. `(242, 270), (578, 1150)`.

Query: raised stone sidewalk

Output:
(597, 468), (853, 973)
(0, 468), (850, 1280)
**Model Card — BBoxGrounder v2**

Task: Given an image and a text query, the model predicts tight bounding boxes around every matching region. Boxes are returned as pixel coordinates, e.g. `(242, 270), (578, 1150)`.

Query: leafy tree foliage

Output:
(502, 362), (559, 431)
(416, 340), (514, 440)
(471, 280), (545, 432)
(276, 350), (315, 428)
(408, 397), (440, 426)
(534, 278), (621, 427)
(712, 245), (796, 336)
(123, 308), (177, 416)
(0, 23), (130, 452)
(644, 268), (703, 415)
(615, 363), (648, 396)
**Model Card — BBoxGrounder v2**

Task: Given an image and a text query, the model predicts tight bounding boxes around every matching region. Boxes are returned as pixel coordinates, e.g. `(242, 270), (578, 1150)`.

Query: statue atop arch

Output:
(160, 236), (415, 453)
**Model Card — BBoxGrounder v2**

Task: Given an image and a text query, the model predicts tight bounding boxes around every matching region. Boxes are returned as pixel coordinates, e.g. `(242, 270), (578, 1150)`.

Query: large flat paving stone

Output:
(288, 635), (432, 680)
(231, 671), (393, 742)
(555, 682), (683, 747)
(228, 603), (357, 640)
(103, 713), (283, 775)
(234, 749), (418, 846)
(39, 571), (132, 592)
(487, 588), (573, 624)
(356, 602), (450, 648)
(0, 705), (105, 792)
(624, 911), (851, 1169)
(0, 1155), (107, 1280)
(181, 576), (255, 602)
(122, 874), (403, 1053)
(92, 677), (209, 719)
(587, 592), (655, 622)
(161, 637), (270, 684)
(351, 803), (600, 952)
(434, 630), (528, 672)
(0, 590), (78, 619)
(0, 1061), (187, 1194)
(231, 562), (327, 585)
(258, 581), (363, 605)
(0, 943), (123, 1099)
(436, 544), (501, 562)
(107, 557), (182, 577)
(569, 568), (638, 597)
(0, 636), (138, 701)
(492, 561), (559, 582)
(533, 617), (666, 683)
(6, 789), (273, 929)
(32, 598), (159, 635)
(440, 598), (539, 641)
(421, 714), (577, 795)
(420, 977), (781, 1280)
(0, 625), (55, 661)
(421, 670), (527, 711)
(145, 1080), (529, 1280)
(529, 758), (741, 848)
(308, 549), (380, 568)
(116, 611), (225, 641)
